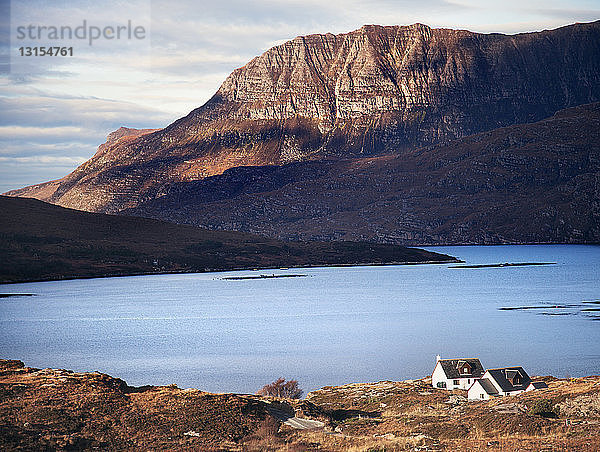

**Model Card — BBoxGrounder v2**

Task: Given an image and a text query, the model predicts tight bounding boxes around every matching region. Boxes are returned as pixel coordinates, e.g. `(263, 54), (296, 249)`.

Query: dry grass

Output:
(2, 360), (600, 451)
(291, 376), (600, 451)
(279, 430), (432, 452)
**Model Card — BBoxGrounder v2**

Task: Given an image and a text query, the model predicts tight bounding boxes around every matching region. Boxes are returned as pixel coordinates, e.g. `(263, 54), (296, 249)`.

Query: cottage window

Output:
(453, 379), (459, 385)
(458, 362), (472, 374)
(514, 375), (521, 384)
(437, 381), (446, 388)
(480, 394), (484, 399)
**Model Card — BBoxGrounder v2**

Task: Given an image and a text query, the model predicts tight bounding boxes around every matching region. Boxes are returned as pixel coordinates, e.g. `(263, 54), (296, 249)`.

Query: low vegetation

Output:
(0, 196), (455, 283)
(1, 360), (599, 451)
(257, 378), (303, 399)
(529, 398), (560, 418)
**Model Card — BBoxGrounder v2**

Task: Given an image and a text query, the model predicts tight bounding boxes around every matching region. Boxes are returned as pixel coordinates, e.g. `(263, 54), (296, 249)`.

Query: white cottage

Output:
(431, 356), (485, 390)
(526, 381), (548, 391)
(467, 367), (531, 400)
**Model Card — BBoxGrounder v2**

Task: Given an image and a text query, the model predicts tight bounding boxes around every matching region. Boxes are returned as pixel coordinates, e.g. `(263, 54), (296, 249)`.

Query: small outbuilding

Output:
(431, 355), (485, 390)
(468, 378), (499, 400)
(467, 367), (531, 400)
(526, 381), (548, 391)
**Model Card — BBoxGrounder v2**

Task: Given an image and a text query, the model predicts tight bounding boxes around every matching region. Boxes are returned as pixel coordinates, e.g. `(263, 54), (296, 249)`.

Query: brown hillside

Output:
(6, 21), (600, 218)
(1, 360), (599, 451)
(0, 195), (454, 283)
(125, 102), (600, 245)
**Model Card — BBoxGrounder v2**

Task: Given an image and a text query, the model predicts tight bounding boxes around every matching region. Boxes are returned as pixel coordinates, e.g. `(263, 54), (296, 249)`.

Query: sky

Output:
(0, 0), (599, 193)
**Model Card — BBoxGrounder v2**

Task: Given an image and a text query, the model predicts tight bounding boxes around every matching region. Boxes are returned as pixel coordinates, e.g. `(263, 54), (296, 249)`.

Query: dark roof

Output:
(438, 358), (485, 379)
(486, 367), (531, 392)
(528, 381), (548, 389)
(476, 378), (499, 395)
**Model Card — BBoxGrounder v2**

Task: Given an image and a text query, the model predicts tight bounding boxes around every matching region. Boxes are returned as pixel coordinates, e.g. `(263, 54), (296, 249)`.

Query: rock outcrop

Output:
(124, 102), (600, 245)
(2, 360), (599, 451)
(557, 392), (600, 418)
(6, 21), (600, 219)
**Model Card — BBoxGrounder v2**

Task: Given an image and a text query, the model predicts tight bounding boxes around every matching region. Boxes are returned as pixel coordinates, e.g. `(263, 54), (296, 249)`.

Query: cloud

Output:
(0, 76), (174, 191)
(0, 125), (86, 140)
(532, 8), (600, 21)
(0, 163), (78, 194)
(0, 84), (171, 126)
(0, 155), (87, 164)
(2, 0), (597, 192)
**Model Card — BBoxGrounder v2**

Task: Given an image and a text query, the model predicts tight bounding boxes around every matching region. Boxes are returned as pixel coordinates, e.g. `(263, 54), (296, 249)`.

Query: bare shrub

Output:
(243, 415), (281, 450)
(256, 415), (279, 439)
(257, 377), (303, 399)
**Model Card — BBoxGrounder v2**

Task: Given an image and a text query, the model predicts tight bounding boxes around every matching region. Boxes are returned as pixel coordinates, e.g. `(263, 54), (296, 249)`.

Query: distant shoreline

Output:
(0, 196), (459, 286)
(0, 259), (460, 285)
(449, 262), (556, 269)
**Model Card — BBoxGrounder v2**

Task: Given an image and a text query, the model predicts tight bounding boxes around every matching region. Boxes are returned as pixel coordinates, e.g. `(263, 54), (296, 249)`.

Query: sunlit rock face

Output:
(6, 21), (600, 216)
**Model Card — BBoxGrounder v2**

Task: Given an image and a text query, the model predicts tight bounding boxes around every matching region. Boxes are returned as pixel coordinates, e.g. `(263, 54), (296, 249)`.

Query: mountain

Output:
(122, 102), (600, 244)
(6, 21), (600, 219)
(0, 196), (454, 283)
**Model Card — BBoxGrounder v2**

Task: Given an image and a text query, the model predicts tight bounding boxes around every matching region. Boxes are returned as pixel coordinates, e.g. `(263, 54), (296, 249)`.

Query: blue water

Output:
(0, 245), (598, 394)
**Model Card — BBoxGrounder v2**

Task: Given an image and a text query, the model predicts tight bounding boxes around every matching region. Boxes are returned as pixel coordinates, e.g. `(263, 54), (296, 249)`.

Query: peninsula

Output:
(0, 196), (456, 283)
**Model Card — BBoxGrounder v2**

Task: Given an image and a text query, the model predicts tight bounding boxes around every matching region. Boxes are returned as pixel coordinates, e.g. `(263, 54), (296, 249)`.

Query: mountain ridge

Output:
(0, 195), (454, 283)
(122, 102), (600, 245)
(6, 20), (600, 216)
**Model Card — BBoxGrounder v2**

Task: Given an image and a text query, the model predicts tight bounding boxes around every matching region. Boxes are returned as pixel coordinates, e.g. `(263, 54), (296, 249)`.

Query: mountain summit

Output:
(6, 21), (600, 243)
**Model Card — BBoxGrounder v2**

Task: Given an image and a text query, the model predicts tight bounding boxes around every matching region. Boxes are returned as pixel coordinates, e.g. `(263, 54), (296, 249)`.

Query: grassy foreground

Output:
(1, 360), (598, 451)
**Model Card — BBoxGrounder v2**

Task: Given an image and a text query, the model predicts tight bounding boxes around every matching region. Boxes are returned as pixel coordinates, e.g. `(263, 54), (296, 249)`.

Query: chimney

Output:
(436, 355), (441, 362)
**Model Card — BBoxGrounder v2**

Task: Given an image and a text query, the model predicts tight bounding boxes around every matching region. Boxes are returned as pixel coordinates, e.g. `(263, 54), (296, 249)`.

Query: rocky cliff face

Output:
(214, 22), (600, 139)
(7, 21), (600, 216)
(125, 102), (600, 245)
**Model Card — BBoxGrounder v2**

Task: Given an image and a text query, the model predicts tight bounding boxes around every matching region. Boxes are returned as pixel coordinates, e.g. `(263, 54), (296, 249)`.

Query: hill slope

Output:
(0, 196), (454, 283)
(123, 102), (600, 244)
(1, 360), (599, 451)
(6, 21), (600, 216)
